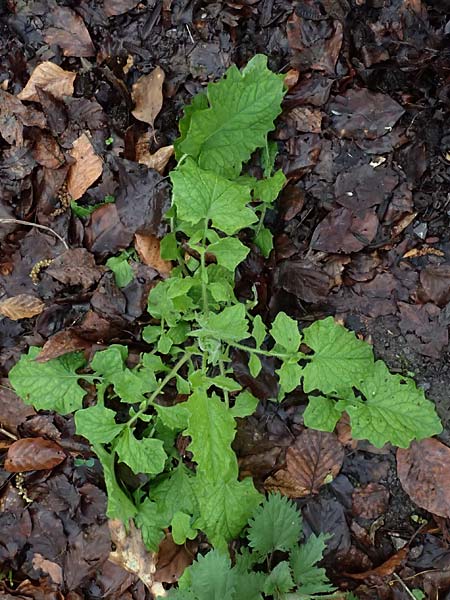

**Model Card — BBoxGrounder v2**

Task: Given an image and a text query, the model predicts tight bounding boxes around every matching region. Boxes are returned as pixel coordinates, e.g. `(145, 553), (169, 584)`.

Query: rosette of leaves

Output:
(10, 55), (442, 555)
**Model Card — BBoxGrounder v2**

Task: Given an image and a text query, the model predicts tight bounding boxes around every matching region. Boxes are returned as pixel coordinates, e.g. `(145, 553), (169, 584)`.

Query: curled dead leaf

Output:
(343, 547), (408, 580)
(0, 294), (45, 320)
(18, 61), (76, 102)
(67, 133), (103, 200)
(264, 429), (344, 497)
(5, 437), (66, 472)
(397, 438), (450, 518)
(108, 519), (166, 596)
(132, 66), (165, 127)
(31, 553), (63, 584)
(136, 134), (174, 174)
(135, 233), (172, 276)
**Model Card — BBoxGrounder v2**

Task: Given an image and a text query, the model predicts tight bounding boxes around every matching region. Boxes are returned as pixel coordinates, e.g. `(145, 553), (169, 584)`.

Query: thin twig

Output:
(392, 573), (419, 600)
(0, 218), (69, 250)
(0, 427), (18, 441)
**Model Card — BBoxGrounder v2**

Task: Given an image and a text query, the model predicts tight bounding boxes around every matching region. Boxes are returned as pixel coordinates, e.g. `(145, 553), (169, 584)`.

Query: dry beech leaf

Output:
(31, 553), (63, 584)
(5, 437), (66, 472)
(32, 131), (65, 169)
(18, 62), (76, 102)
(136, 134), (174, 174)
(35, 329), (90, 363)
(264, 429), (344, 497)
(284, 68), (299, 89)
(67, 133), (103, 200)
(135, 233), (172, 276)
(103, 0), (140, 16)
(352, 483), (390, 519)
(397, 438), (450, 518)
(108, 519), (166, 597)
(154, 533), (197, 584)
(343, 547), (408, 580)
(132, 66), (165, 127)
(43, 6), (95, 57)
(0, 294), (45, 320)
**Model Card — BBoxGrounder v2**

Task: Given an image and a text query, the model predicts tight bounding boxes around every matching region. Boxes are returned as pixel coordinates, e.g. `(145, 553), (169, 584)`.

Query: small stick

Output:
(0, 218), (69, 250)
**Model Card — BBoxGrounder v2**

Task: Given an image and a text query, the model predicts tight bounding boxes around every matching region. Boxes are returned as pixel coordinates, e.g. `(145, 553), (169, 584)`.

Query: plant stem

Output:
(219, 358), (229, 408)
(127, 352), (191, 427)
(200, 220), (209, 317)
(230, 341), (303, 361)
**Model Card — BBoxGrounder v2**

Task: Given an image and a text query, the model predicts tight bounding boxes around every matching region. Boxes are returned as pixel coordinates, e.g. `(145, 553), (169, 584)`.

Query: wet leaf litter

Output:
(0, 1), (450, 600)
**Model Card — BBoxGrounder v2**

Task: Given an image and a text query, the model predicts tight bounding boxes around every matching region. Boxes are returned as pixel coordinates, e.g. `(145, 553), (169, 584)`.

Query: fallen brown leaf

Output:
(67, 133), (103, 200)
(5, 437), (66, 472)
(397, 438), (450, 518)
(154, 533), (197, 584)
(36, 329), (91, 363)
(109, 519), (166, 596)
(18, 61), (76, 102)
(46, 248), (104, 289)
(264, 429), (344, 497)
(135, 233), (172, 276)
(104, 0), (140, 16)
(32, 131), (65, 169)
(136, 135), (174, 174)
(352, 483), (390, 519)
(0, 89), (47, 146)
(43, 6), (95, 57)
(0, 294), (45, 320)
(132, 66), (165, 127)
(343, 547), (408, 580)
(284, 68), (299, 89)
(31, 553), (63, 584)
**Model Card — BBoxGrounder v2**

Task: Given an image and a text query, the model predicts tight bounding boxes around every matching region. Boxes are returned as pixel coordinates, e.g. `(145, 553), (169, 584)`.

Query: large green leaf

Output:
(270, 312), (301, 354)
(75, 404), (124, 445)
(302, 317), (374, 394)
(177, 54), (285, 179)
(341, 361), (443, 448)
(135, 498), (168, 551)
(95, 445), (137, 522)
(194, 476), (261, 550)
(171, 159), (256, 235)
(196, 304), (249, 343)
(185, 389), (237, 481)
(9, 347), (87, 415)
(115, 428), (167, 475)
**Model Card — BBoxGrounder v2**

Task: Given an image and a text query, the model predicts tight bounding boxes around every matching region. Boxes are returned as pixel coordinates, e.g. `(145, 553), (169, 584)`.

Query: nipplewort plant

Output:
(10, 55), (442, 556)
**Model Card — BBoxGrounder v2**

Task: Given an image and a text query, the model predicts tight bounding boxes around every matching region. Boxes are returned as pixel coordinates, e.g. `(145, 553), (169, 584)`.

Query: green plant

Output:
(106, 247), (137, 288)
(9, 55), (442, 556)
(164, 493), (352, 600)
(70, 194), (115, 218)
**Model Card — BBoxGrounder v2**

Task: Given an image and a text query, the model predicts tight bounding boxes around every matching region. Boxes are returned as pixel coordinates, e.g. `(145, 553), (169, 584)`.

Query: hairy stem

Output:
(127, 352), (191, 427)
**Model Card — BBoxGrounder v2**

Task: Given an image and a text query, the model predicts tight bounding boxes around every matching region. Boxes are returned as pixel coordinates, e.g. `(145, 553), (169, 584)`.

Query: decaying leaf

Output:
(35, 329), (91, 363)
(67, 133), (103, 200)
(397, 438), (450, 518)
(131, 66), (165, 127)
(108, 519), (166, 596)
(43, 6), (95, 57)
(5, 437), (66, 472)
(0, 294), (45, 320)
(264, 429), (344, 497)
(103, 0), (140, 16)
(135, 233), (172, 276)
(352, 483), (390, 519)
(136, 134), (174, 174)
(32, 131), (65, 169)
(343, 547), (408, 580)
(18, 61), (76, 102)
(154, 533), (197, 584)
(31, 553), (63, 584)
